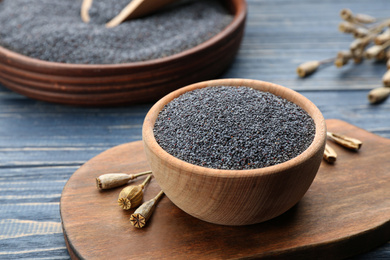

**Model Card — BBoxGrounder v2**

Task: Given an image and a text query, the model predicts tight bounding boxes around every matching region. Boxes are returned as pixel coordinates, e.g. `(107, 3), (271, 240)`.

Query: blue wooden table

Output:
(0, 0), (389, 259)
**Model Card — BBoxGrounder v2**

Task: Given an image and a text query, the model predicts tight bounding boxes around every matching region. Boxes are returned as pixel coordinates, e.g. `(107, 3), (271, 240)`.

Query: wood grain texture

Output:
(0, 0), (246, 106)
(142, 79), (326, 225)
(60, 120), (390, 260)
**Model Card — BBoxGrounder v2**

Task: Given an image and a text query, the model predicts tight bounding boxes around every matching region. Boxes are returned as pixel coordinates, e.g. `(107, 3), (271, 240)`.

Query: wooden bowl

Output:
(0, 0), (246, 106)
(142, 79), (327, 225)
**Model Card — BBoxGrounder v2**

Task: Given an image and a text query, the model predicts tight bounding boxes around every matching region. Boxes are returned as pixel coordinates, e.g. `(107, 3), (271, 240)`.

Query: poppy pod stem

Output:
(368, 87), (390, 104)
(365, 40), (390, 59)
(296, 58), (335, 78)
(140, 174), (152, 188)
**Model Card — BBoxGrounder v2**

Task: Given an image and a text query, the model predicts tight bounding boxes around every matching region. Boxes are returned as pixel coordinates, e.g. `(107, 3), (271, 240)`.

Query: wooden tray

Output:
(60, 119), (390, 259)
(0, 0), (246, 106)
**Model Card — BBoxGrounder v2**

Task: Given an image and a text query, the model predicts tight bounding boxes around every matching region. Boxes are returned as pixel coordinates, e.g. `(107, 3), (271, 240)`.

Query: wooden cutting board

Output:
(60, 119), (390, 259)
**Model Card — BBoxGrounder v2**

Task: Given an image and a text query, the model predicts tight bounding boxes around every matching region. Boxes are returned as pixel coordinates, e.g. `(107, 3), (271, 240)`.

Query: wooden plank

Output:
(60, 120), (390, 259)
(0, 0), (389, 258)
(0, 166), (73, 258)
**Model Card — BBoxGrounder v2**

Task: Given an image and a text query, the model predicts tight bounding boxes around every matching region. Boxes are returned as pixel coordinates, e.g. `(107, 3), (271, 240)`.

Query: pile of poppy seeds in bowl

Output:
(0, 0), (233, 64)
(153, 86), (316, 170)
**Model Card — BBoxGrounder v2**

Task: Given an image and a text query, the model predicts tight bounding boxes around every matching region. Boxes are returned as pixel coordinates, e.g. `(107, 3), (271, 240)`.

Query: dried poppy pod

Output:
(382, 70), (390, 87)
(327, 132), (363, 150)
(338, 21), (357, 34)
(296, 61), (320, 77)
(375, 50), (387, 61)
(337, 50), (352, 59)
(368, 87), (390, 104)
(349, 36), (371, 53)
(334, 57), (349, 67)
(353, 27), (369, 38)
(340, 8), (376, 24)
(365, 45), (387, 59)
(354, 13), (377, 24)
(375, 29), (390, 45)
(351, 48), (364, 64)
(335, 51), (352, 67)
(385, 50), (390, 67)
(118, 175), (152, 210)
(130, 190), (164, 228)
(340, 8), (353, 22)
(353, 56), (363, 64)
(96, 171), (151, 190)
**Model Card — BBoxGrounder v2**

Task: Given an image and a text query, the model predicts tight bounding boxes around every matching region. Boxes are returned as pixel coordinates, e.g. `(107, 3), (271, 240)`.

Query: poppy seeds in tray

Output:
(153, 86), (316, 170)
(0, 0), (233, 64)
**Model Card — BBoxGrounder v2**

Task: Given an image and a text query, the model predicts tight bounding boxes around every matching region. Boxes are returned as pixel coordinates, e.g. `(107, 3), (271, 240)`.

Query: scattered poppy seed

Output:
(0, 0), (233, 64)
(153, 86), (316, 170)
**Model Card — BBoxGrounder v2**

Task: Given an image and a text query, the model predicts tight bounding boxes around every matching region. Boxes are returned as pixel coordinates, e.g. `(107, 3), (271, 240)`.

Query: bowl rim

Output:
(0, 0), (247, 70)
(143, 78), (327, 178)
